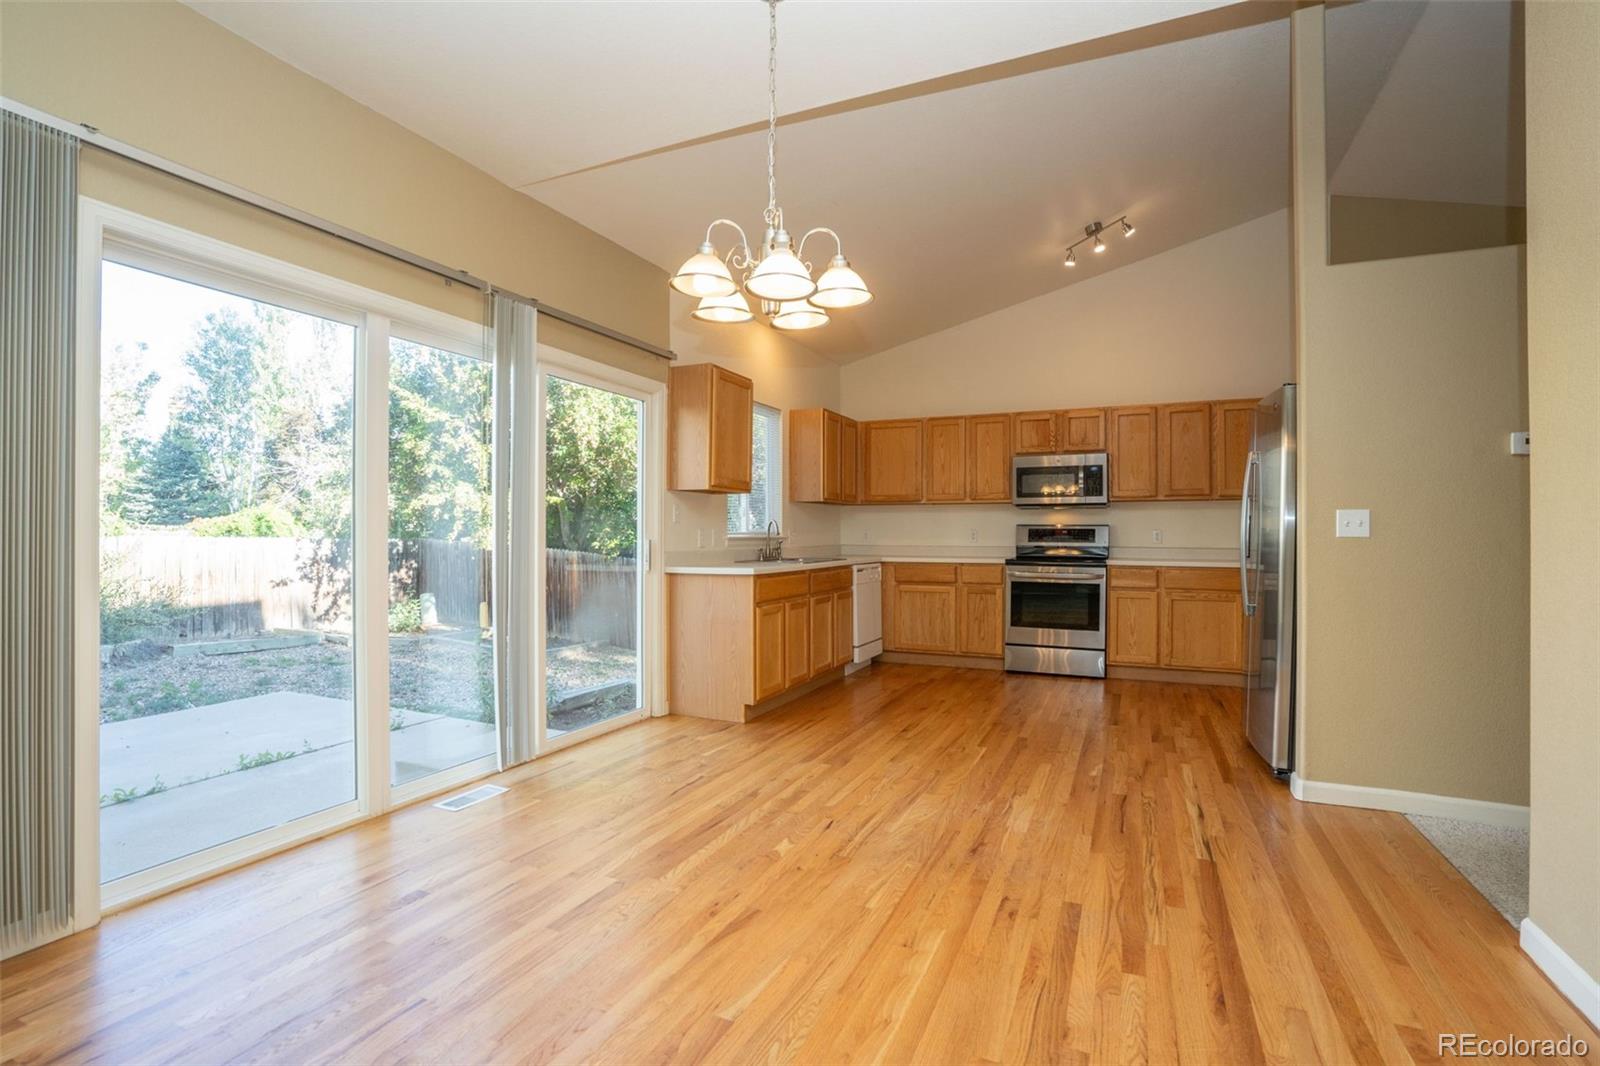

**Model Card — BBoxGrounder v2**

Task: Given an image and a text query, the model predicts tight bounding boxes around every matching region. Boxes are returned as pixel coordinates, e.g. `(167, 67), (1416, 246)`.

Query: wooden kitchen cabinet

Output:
(668, 362), (753, 493)
(891, 584), (959, 653)
(1212, 399), (1257, 499)
(1158, 402), (1214, 498)
(1012, 410), (1060, 454)
(861, 419), (924, 502)
(1107, 405), (1158, 499)
(671, 565), (856, 721)
(789, 408), (860, 504)
(1107, 588), (1160, 666)
(923, 417), (967, 501)
(1061, 408), (1107, 451)
(965, 414), (1013, 501)
(833, 589), (853, 667)
(957, 583), (1005, 657)
(753, 601), (787, 701)
(1161, 590), (1244, 671)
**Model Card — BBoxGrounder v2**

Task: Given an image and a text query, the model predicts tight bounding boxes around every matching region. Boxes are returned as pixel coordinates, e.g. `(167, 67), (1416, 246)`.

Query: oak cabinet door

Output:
(839, 417), (860, 502)
(923, 417), (967, 501)
(1012, 411), (1059, 454)
(810, 592), (834, 676)
(754, 601), (787, 700)
(861, 419), (924, 502)
(957, 583), (1005, 657)
(1158, 402), (1213, 498)
(1061, 408), (1106, 451)
(833, 589), (853, 667)
(785, 598), (811, 688)
(892, 584), (958, 653)
(1107, 406), (1158, 499)
(1160, 589), (1244, 671)
(821, 411), (844, 502)
(1212, 399), (1257, 500)
(1107, 588), (1160, 666)
(668, 363), (753, 493)
(965, 414), (1012, 502)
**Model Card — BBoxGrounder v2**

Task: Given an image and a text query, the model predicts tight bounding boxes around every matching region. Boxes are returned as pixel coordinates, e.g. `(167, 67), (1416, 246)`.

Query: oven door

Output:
(1004, 566), (1107, 650)
(1012, 454), (1108, 506)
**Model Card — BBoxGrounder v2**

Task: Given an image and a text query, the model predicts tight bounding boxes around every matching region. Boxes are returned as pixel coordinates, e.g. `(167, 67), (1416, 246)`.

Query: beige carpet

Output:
(1406, 813), (1529, 925)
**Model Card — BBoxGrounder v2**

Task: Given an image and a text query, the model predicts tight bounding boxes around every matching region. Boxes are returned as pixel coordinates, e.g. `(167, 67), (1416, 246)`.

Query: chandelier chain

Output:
(765, 0), (778, 223)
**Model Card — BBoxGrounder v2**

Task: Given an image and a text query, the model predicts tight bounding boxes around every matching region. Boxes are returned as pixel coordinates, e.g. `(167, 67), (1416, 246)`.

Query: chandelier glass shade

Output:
(692, 290), (754, 323)
(668, 0), (870, 331)
(771, 299), (829, 331)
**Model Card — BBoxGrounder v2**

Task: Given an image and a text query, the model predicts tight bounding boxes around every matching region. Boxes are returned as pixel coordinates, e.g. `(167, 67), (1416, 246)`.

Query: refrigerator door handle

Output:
(1239, 451), (1260, 615)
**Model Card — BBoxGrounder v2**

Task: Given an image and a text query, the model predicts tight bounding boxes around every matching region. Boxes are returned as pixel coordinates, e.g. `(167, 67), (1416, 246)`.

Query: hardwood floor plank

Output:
(2, 665), (1594, 1065)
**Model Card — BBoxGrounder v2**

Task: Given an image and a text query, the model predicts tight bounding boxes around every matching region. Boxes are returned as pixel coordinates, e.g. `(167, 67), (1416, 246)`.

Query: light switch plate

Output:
(1510, 431), (1531, 455)
(1335, 509), (1371, 538)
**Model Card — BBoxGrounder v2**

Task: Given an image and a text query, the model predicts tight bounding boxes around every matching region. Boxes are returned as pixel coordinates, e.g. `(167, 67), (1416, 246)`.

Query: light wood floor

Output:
(2, 665), (1593, 1065)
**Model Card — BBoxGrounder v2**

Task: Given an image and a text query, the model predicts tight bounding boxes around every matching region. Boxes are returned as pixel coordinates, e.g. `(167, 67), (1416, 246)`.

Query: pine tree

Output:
(123, 426), (223, 526)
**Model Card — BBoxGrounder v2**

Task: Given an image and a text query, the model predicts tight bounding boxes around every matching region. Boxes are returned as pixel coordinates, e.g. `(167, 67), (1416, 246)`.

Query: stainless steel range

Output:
(1003, 524), (1109, 678)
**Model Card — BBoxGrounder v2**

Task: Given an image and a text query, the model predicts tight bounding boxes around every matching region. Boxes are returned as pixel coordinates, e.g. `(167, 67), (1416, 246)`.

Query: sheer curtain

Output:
(490, 293), (538, 767)
(1, 110), (79, 958)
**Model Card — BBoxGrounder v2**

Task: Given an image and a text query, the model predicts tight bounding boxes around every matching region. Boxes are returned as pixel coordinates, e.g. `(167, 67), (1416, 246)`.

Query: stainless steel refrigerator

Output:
(1241, 384), (1296, 773)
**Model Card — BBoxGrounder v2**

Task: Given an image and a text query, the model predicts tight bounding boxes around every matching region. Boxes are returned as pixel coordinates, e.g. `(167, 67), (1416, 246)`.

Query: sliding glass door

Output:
(541, 370), (647, 742)
(97, 259), (358, 883)
(386, 337), (497, 786)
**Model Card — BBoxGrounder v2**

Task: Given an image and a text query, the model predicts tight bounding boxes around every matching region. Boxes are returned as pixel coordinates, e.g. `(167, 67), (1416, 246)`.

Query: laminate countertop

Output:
(663, 554), (1235, 576)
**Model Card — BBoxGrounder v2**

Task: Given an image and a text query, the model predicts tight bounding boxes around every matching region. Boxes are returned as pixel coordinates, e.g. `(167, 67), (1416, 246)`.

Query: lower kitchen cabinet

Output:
(957, 582), (1005, 657)
(883, 562), (1004, 659)
(671, 566), (856, 722)
(1107, 566), (1244, 674)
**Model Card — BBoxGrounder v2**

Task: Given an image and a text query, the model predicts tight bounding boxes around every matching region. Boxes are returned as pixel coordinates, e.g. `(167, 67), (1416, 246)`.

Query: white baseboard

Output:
(1520, 918), (1600, 1030)
(1289, 773), (1530, 828)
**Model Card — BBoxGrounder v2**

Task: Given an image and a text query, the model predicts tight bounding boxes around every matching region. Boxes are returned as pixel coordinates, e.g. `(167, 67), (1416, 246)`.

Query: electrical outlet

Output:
(1151, 529), (1163, 544)
(969, 528), (979, 543)
(1335, 509), (1371, 538)
(695, 528), (704, 549)
(671, 503), (680, 524)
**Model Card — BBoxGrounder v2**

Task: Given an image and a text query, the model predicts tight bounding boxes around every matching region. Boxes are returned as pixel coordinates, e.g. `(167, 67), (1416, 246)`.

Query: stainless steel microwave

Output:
(1012, 452), (1108, 507)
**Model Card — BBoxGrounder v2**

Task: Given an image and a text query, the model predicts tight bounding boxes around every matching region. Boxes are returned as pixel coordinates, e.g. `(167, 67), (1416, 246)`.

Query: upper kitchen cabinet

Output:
(923, 417), (967, 502)
(965, 414), (1013, 502)
(1157, 402), (1213, 498)
(1211, 399), (1257, 499)
(1012, 410), (1060, 454)
(1060, 408), (1106, 451)
(861, 419), (924, 502)
(788, 408), (860, 504)
(668, 363), (753, 493)
(1107, 406), (1158, 499)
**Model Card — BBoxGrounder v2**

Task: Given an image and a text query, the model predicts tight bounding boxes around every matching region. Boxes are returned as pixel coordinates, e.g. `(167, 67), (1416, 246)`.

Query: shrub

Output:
(388, 596), (425, 633)
(100, 554), (184, 644)
(189, 503), (301, 538)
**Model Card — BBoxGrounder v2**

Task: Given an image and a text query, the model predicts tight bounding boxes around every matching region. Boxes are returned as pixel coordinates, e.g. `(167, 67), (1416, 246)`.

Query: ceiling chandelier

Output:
(669, 0), (871, 331)
(1062, 216), (1136, 268)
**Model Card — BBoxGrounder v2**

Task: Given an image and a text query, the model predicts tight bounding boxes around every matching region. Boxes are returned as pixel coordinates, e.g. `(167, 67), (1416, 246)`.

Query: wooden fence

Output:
(103, 535), (636, 648)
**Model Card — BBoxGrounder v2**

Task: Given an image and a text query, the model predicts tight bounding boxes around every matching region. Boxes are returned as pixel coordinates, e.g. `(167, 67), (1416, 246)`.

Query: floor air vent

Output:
(434, 784), (507, 811)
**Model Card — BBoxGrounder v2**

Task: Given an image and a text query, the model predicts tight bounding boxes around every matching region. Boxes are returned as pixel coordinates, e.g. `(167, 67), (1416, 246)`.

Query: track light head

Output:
(1064, 249), (1076, 268)
(1121, 218), (1136, 238)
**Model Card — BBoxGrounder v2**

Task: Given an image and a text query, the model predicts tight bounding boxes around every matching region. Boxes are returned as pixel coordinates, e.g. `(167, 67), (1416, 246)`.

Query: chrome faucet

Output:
(758, 519), (784, 562)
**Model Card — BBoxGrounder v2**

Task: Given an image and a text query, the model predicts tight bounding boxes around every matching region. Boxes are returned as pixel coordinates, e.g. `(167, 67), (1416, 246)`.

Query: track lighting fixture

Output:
(1061, 215), (1137, 269)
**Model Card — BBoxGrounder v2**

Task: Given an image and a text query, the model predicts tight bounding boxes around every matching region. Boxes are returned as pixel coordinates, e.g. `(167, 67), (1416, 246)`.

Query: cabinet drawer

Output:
(958, 564), (1003, 586)
(755, 572), (811, 604)
(1160, 567), (1237, 591)
(891, 562), (958, 584)
(1109, 566), (1159, 589)
(810, 566), (851, 593)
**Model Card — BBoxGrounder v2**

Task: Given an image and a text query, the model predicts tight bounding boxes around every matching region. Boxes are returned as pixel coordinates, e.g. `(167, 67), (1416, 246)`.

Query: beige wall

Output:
(836, 211), (1293, 554)
(0, 0), (668, 373)
(1525, 0), (1600, 984)
(665, 308), (844, 556)
(1329, 195), (1526, 264)
(1291, 7), (1529, 806)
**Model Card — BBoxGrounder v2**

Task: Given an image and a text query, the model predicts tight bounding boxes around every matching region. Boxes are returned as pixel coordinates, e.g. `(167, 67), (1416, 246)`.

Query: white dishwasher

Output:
(851, 563), (883, 668)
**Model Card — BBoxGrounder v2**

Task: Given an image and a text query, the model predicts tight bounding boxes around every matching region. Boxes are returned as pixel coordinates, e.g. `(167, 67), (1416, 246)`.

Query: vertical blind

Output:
(491, 293), (538, 768)
(1, 110), (79, 958)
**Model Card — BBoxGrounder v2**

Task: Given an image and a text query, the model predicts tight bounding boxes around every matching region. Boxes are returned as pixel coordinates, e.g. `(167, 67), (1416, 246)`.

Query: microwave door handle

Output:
(1239, 452), (1259, 615)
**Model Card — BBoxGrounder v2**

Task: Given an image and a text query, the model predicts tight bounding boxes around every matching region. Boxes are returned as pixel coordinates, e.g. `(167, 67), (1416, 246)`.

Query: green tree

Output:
(388, 341), (492, 546)
(99, 343), (160, 524)
(172, 308), (269, 513)
(124, 425), (222, 525)
(543, 377), (639, 558)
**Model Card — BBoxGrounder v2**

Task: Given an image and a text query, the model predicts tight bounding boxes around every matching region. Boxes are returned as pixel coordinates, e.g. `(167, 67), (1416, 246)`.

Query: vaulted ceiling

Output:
(184, 2), (1513, 362)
